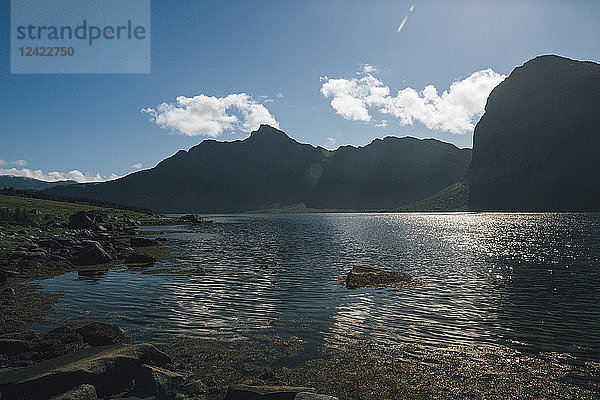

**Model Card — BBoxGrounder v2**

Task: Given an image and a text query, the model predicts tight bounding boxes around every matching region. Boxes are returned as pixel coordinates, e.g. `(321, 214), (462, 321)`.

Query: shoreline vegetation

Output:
(1, 193), (599, 399)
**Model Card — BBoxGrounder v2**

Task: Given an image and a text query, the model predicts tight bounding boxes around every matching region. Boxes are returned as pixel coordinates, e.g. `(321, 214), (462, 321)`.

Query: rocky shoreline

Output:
(0, 207), (337, 399)
(1, 202), (598, 399)
(0, 321), (335, 400)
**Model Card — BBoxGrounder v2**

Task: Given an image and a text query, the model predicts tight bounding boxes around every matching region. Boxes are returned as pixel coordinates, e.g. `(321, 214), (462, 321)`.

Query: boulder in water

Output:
(75, 241), (111, 266)
(345, 265), (421, 289)
(225, 384), (315, 400)
(124, 252), (155, 265)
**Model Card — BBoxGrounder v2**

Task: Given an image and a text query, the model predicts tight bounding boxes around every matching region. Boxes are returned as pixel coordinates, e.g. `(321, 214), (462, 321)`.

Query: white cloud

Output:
(375, 120), (388, 128)
(143, 93), (279, 137)
(130, 162), (142, 170)
(361, 64), (377, 74)
(320, 68), (506, 134)
(0, 168), (121, 183)
(0, 159), (27, 166)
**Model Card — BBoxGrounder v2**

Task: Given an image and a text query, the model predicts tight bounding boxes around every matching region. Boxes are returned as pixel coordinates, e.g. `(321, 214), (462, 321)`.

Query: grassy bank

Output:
(0, 193), (173, 255)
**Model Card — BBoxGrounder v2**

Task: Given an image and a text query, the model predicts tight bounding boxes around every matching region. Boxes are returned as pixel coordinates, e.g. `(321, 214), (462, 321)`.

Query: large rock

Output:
(75, 322), (126, 346)
(49, 383), (98, 400)
(467, 55), (600, 211)
(0, 343), (171, 399)
(134, 364), (184, 399)
(345, 265), (420, 289)
(75, 241), (111, 266)
(225, 384), (315, 400)
(69, 212), (97, 229)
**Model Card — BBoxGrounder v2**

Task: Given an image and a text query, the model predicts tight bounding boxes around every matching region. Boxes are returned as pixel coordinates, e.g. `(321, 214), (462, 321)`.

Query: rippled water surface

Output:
(36, 213), (600, 359)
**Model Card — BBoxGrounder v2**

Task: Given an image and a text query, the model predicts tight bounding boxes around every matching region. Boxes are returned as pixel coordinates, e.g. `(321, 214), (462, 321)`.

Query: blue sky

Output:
(1, 0), (599, 181)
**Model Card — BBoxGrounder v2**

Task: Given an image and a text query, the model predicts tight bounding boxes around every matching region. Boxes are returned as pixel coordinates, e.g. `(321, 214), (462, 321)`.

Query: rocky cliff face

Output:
(48, 125), (471, 213)
(467, 55), (600, 210)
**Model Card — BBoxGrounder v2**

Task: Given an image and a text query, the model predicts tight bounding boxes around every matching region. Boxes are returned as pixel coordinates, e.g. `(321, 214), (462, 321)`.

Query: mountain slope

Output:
(0, 176), (76, 190)
(467, 55), (600, 210)
(47, 125), (471, 213)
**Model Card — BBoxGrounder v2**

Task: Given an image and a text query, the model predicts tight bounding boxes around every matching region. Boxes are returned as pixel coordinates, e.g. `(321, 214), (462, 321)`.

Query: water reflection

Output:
(36, 213), (600, 360)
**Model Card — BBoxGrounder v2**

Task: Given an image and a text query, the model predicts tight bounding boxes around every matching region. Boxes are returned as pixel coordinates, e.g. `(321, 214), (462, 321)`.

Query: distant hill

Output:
(467, 55), (600, 211)
(47, 125), (472, 213)
(0, 175), (76, 191)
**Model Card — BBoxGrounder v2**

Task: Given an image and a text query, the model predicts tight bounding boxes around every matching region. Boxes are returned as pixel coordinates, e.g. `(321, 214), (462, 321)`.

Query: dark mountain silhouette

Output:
(47, 125), (471, 213)
(0, 175), (76, 190)
(467, 55), (600, 211)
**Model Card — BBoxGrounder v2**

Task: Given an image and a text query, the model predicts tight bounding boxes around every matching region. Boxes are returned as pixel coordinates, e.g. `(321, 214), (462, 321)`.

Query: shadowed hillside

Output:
(47, 125), (472, 213)
(0, 176), (76, 191)
(467, 55), (600, 211)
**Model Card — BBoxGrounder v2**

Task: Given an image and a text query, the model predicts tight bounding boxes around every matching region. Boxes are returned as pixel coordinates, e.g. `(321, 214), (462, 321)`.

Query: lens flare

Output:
(397, 15), (408, 32)
(398, 4), (415, 32)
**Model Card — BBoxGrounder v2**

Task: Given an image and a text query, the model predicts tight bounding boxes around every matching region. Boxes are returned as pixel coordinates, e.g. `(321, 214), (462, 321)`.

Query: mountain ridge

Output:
(0, 175), (77, 191)
(47, 125), (472, 213)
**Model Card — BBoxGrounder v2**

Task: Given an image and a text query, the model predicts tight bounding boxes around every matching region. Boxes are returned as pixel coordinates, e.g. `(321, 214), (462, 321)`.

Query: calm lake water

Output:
(36, 213), (600, 360)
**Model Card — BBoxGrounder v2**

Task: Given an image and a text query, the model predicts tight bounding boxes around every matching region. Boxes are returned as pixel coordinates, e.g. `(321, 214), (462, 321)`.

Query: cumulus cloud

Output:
(130, 162), (142, 170)
(320, 68), (506, 134)
(0, 168), (121, 183)
(0, 159), (27, 166)
(143, 93), (279, 137)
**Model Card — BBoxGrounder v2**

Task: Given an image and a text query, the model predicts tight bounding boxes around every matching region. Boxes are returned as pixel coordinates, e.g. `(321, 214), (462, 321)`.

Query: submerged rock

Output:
(125, 252), (156, 265)
(344, 265), (422, 289)
(49, 383), (98, 400)
(225, 384), (315, 400)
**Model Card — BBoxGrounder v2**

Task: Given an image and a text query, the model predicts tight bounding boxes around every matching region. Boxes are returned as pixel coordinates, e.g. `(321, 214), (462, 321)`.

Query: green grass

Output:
(0, 238), (21, 254)
(0, 193), (171, 225)
(0, 193), (174, 255)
